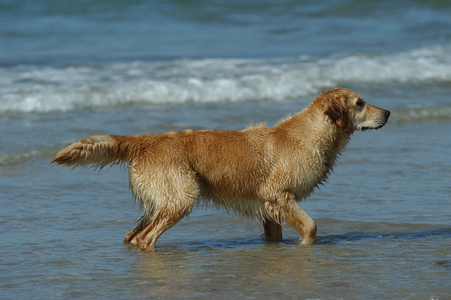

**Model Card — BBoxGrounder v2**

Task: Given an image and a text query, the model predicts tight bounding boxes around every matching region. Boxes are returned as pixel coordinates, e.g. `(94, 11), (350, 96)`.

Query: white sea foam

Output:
(1, 45), (451, 114)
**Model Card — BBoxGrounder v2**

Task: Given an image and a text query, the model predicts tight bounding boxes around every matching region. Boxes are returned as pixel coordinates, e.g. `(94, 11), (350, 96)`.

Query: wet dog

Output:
(53, 88), (390, 251)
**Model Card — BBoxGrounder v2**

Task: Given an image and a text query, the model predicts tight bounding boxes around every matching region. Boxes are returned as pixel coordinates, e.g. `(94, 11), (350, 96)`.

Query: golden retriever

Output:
(52, 88), (390, 252)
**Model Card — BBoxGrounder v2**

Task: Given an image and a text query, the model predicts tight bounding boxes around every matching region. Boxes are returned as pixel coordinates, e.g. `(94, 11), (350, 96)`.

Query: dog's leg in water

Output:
(124, 218), (145, 245)
(283, 196), (317, 245)
(262, 219), (283, 241)
(134, 208), (190, 252)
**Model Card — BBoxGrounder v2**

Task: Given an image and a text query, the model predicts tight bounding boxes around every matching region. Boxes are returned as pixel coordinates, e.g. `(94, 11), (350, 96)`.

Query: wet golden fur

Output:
(53, 88), (390, 251)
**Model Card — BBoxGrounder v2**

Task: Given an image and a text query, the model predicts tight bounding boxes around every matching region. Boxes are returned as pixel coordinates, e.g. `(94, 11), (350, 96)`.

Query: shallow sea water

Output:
(1, 102), (450, 299)
(1, 0), (451, 299)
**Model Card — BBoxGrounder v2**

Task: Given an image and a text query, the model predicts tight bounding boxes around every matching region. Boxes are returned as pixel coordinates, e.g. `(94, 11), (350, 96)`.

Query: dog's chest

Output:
(289, 146), (337, 199)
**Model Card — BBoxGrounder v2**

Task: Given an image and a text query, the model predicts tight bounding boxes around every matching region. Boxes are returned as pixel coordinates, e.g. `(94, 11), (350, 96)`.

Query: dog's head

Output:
(319, 88), (390, 132)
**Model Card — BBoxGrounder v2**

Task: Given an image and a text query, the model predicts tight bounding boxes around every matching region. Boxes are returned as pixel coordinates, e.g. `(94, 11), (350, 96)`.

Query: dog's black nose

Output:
(384, 110), (391, 119)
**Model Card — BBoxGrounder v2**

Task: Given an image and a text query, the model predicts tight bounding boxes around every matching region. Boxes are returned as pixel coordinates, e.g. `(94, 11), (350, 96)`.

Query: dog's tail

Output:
(52, 135), (138, 170)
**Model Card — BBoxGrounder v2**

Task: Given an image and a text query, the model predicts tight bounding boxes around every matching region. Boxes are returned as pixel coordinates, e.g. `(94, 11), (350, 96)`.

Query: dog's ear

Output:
(324, 94), (348, 129)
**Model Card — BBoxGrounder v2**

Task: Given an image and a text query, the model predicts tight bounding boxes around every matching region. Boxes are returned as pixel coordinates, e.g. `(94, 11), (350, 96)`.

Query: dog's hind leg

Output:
(135, 207), (191, 252)
(281, 194), (317, 245)
(131, 168), (200, 251)
(262, 219), (283, 241)
(124, 218), (146, 245)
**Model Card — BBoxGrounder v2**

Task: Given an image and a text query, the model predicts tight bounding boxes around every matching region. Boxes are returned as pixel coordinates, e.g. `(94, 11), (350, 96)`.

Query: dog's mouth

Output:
(360, 123), (385, 131)
(374, 123), (387, 130)
(359, 111), (390, 131)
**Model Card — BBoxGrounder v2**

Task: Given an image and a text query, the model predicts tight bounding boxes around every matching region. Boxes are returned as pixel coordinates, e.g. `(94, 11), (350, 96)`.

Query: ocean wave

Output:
(1, 45), (451, 114)
(0, 149), (40, 167)
(390, 105), (451, 125)
(0, 146), (59, 168)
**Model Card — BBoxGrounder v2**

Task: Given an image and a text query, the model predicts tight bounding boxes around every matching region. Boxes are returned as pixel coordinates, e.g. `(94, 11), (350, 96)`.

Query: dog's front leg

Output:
(282, 197), (317, 245)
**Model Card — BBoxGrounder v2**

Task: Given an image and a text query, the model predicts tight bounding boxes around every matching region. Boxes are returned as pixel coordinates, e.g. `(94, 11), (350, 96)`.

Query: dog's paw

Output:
(300, 239), (315, 245)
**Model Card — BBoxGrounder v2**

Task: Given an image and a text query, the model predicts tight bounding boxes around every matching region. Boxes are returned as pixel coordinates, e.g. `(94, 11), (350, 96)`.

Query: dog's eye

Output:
(356, 99), (364, 107)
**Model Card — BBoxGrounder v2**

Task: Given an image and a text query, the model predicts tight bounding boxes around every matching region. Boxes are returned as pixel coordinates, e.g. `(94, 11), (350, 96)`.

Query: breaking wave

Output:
(1, 44), (451, 114)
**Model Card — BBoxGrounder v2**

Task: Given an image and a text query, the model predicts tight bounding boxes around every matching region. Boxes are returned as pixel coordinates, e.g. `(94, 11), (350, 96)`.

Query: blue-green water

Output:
(1, 1), (450, 299)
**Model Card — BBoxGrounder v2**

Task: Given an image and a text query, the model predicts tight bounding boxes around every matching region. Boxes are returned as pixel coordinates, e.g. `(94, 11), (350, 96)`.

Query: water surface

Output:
(1, 0), (450, 299)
